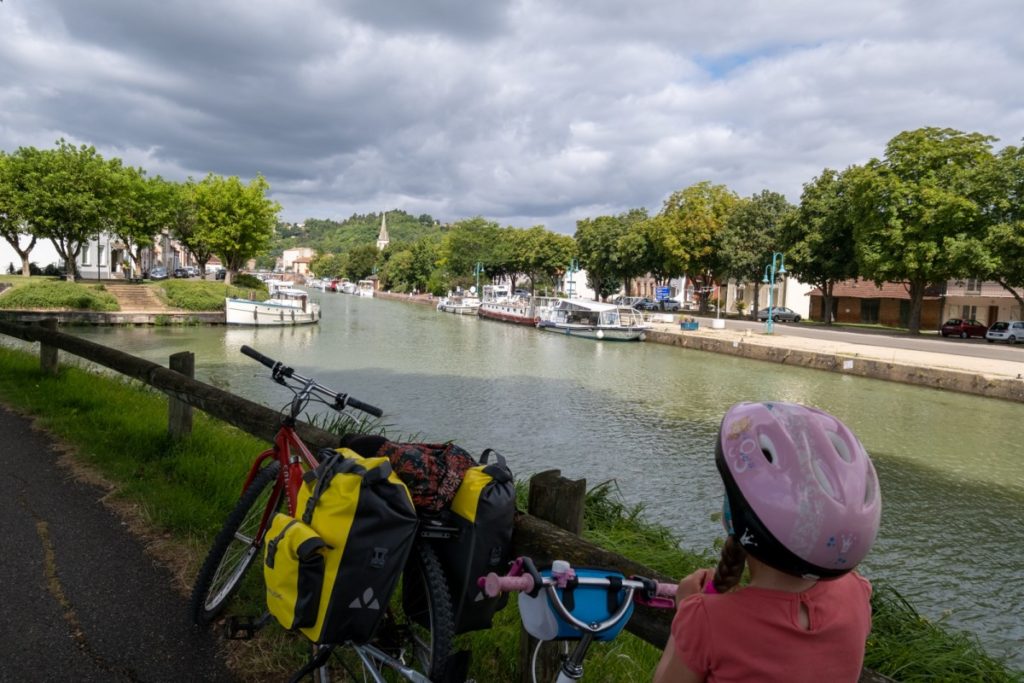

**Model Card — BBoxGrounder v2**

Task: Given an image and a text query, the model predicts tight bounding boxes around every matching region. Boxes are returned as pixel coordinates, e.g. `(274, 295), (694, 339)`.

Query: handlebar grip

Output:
(240, 345), (277, 369)
(658, 582), (678, 598)
(478, 572), (535, 598)
(345, 396), (384, 418)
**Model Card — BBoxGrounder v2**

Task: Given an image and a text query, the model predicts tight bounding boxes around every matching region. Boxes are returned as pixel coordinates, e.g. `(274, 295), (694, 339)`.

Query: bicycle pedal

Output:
(223, 614), (269, 640)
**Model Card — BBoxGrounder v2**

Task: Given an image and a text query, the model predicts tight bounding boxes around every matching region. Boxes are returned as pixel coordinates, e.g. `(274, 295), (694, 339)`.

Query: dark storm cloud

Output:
(1, 0), (1021, 231)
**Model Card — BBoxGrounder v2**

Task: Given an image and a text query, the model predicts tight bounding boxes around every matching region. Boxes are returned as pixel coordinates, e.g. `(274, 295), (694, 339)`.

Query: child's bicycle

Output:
(189, 346), (459, 682)
(479, 556), (678, 683)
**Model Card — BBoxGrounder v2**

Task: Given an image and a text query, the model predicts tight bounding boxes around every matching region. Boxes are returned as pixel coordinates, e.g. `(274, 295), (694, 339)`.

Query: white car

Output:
(985, 321), (1024, 344)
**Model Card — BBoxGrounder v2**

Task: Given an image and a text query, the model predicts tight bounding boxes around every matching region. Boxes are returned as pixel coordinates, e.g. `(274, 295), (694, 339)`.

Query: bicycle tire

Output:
(401, 542), (456, 680)
(189, 460), (282, 626)
(343, 542), (456, 681)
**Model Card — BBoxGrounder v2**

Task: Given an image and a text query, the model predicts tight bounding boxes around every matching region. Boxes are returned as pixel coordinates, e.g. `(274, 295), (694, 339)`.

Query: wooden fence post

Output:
(39, 318), (59, 376)
(168, 351), (194, 439)
(519, 469), (587, 683)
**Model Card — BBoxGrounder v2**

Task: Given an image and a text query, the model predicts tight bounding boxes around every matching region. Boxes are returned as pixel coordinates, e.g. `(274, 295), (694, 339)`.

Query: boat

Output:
(436, 292), (481, 315)
(356, 279), (375, 297)
(340, 281), (358, 295)
(225, 284), (321, 326)
(477, 285), (551, 326)
(536, 298), (649, 341)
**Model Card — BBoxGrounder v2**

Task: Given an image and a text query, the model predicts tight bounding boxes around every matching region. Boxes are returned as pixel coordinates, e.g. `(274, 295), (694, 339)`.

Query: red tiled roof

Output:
(808, 279), (942, 300)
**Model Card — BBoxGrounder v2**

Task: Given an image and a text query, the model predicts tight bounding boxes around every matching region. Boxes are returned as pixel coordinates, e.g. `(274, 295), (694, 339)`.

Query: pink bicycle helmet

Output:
(716, 402), (881, 579)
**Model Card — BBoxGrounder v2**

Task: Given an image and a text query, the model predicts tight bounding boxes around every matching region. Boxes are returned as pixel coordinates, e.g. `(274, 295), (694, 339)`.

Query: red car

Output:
(939, 318), (988, 339)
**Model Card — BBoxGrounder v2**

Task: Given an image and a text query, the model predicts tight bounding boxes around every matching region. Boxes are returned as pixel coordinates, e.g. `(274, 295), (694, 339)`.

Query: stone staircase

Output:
(104, 283), (172, 312)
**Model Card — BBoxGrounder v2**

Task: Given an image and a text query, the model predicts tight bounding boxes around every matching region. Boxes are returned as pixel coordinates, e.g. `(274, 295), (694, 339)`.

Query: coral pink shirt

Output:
(671, 573), (872, 683)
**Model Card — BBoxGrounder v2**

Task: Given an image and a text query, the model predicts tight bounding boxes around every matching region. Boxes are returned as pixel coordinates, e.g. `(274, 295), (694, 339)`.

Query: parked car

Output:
(939, 318), (988, 339)
(985, 320), (1024, 344)
(173, 267), (189, 278)
(633, 297), (681, 312)
(148, 266), (168, 280)
(215, 268), (227, 281)
(756, 306), (801, 322)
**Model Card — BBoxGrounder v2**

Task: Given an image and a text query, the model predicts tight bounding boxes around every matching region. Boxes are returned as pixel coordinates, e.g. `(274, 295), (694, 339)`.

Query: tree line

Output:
(0, 140), (280, 286)
(3, 128), (1021, 334)
(322, 127), (1020, 334)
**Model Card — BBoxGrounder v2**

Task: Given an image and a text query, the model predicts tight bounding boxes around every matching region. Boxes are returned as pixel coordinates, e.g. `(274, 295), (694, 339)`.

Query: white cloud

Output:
(0, 0), (1020, 232)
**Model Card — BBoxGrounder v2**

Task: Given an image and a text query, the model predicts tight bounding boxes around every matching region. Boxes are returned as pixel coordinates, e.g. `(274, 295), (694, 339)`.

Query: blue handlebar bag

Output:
(517, 568), (634, 641)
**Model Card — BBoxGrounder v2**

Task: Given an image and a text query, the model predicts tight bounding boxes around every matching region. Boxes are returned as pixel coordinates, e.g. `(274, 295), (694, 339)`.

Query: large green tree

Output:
(778, 170), (860, 324)
(654, 181), (740, 311)
(575, 212), (637, 300)
(0, 151), (38, 276)
(716, 190), (794, 318)
(113, 169), (176, 278)
(192, 173), (280, 285)
(850, 128), (997, 333)
(13, 140), (126, 281)
(440, 217), (501, 286)
(169, 180), (216, 276)
(981, 144), (1024, 314)
(345, 243), (380, 281)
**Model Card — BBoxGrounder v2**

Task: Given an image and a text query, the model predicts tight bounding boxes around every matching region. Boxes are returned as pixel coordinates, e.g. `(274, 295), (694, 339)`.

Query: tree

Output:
(170, 180), (216, 276)
(310, 252), (345, 279)
(981, 144), (1024, 314)
(575, 212), (636, 300)
(113, 169), (176, 278)
(0, 151), (37, 276)
(778, 170), (859, 324)
(522, 227), (576, 294)
(14, 140), (125, 281)
(345, 243), (379, 281)
(849, 127), (997, 333)
(192, 173), (280, 285)
(716, 190), (794, 317)
(440, 217), (501, 286)
(655, 181), (740, 312)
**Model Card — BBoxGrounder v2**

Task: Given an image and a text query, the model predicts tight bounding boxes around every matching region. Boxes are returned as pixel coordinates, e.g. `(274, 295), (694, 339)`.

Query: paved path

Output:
(0, 407), (236, 682)
(647, 318), (1024, 381)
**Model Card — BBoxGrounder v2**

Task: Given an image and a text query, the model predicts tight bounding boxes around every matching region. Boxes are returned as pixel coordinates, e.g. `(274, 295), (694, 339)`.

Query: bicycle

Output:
(189, 345), (459, 682)
(479, 556), (678, 682)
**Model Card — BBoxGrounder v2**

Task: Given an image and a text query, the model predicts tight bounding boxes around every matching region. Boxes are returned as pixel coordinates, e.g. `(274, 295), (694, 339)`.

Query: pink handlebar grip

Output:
(635, 581), (678, 609)
(479, 572), (535, 598)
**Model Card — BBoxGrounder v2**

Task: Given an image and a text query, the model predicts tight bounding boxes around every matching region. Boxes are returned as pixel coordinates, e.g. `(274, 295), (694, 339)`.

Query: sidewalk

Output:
(644, 319), (1024, 402)
(0, 407), (235, 681)
(649, 319), (1024, 379)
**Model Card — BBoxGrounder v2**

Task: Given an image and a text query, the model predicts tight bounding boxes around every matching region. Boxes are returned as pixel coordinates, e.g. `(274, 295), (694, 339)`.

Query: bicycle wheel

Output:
(189, 460), (282, 626)
(400, 542), (456, 680)
(339, 542), (455, 681)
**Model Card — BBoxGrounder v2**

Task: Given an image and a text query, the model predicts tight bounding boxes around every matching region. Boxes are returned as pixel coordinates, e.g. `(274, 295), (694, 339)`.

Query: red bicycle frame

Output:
(240, 421), (321, 537)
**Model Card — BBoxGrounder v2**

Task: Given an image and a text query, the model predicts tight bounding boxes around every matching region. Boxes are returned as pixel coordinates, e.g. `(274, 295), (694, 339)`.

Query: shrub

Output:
(0, 280), (119, 311)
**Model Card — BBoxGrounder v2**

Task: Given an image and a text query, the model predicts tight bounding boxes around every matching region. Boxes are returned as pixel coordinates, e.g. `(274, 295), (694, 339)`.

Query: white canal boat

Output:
(536, 298), (649, 341)
(436, 293), (481, 315)
(356, 279), (375, 297)
(225, 285), (321, 326)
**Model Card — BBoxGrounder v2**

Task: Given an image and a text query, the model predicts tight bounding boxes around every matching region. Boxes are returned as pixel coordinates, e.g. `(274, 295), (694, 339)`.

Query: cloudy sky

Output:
(2, 0), (1022, 234)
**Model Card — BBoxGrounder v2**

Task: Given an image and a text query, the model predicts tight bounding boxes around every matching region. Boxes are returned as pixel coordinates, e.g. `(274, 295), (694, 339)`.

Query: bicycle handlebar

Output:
(478, 557), (678, 609)
(239, 345), (384, 417)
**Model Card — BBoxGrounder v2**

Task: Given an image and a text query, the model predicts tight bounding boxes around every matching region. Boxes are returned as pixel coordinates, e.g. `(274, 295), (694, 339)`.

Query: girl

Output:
(654, 402), (881, 683)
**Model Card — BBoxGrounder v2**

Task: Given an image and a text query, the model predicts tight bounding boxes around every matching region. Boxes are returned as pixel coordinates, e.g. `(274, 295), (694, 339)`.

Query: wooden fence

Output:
(0, 318), (892, 683)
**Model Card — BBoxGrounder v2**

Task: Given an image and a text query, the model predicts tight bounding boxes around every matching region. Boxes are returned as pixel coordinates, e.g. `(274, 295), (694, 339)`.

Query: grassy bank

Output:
(0, 277), (119, 311)
(158, 278), (268, 311)
(0, 343), (1017, 681)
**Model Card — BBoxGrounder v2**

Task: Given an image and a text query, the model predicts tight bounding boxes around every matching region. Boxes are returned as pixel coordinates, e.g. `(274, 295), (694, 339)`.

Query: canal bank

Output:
(376, 290), (1024, 403)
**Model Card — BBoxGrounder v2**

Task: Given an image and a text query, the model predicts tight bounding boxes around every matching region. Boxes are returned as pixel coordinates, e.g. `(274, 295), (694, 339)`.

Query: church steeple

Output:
(376, 212), (390, 251)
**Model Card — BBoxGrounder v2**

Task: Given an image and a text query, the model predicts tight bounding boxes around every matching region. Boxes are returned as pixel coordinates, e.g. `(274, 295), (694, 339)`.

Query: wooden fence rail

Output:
(0, 318), (892, 682)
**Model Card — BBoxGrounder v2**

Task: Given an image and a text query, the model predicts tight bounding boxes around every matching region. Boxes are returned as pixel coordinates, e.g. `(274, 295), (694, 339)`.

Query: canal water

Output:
(49, 292), (1024, 666)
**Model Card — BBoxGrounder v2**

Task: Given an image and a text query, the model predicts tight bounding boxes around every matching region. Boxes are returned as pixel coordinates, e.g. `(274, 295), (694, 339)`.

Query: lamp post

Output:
(566, 258), (579, 298)
(474, 261), (483, 296)
(761, 252), (787, 334)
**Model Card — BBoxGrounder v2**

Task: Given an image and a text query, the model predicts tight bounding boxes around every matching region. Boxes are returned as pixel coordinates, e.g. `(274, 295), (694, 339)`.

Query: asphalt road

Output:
(1, 406), (236, 682)
(692, 315), (1024, 363)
